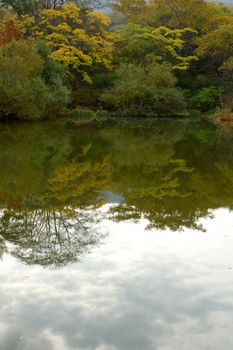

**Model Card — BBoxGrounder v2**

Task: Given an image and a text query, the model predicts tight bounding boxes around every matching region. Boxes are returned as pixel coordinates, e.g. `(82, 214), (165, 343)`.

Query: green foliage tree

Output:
(195, 24), (233, 73)
(0, 40), (70, 120)
(189, 87), (220, 113)
(114, 23), (197, 70)
(195, 24), (233, 111)
(102, 62), (186, 117)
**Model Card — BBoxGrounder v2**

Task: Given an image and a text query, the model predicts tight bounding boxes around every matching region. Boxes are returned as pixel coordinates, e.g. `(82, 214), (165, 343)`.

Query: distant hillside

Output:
(214, 0), (232, 3)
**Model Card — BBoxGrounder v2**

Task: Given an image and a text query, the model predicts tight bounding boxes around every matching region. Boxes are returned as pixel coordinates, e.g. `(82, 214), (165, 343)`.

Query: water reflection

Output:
(0, 209), (233, 349)
(0, 206), (105, 267)
(1, 120), (233, 349)
(0, 124), (111, 266)
(1, 120), (233, 266)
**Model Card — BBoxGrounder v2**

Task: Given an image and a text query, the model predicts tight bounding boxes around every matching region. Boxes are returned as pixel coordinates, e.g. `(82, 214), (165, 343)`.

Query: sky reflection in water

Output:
(1, 208), (233, 350)
(1, 120), (233, 349)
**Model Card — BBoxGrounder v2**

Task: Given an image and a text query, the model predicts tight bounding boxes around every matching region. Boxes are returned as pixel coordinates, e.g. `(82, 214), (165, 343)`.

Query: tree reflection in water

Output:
(0, 128), (110, 267)
(0, 206), (105, 267)
(1, 120), (233, 267)
(108, 158), (207, 231)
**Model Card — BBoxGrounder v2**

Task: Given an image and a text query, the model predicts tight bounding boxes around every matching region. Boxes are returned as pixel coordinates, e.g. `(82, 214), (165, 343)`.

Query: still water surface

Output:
(1, 119), (233, 349)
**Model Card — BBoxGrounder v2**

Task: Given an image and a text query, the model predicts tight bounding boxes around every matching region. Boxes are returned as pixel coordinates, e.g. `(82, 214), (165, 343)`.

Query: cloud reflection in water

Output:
(0, 208), (233, 349)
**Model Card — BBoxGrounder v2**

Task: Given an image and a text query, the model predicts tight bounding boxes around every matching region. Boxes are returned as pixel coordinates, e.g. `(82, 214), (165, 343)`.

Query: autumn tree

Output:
(0, 0), (65, 18)
(0, 14), (21, 44)
(114, 23), (197, 70)
(0, 0), (108, 17)
(27, 2), (113, 82)
(112, 0), (233, 31)
(160, 0), (233, 31)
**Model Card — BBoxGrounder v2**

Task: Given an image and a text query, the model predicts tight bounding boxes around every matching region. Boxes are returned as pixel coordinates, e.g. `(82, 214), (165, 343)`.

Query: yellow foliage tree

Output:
(28, 2), (113, 82)
(114, 23), (197, 70)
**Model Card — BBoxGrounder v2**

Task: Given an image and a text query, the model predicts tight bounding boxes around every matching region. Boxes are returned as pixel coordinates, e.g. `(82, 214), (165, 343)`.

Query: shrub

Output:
(189, 87), (220, 113)
(69, 108), (95, 120)
(101, 63), (186, 117)
(0, 40), (70, 120)
(45, 78), (71, 118)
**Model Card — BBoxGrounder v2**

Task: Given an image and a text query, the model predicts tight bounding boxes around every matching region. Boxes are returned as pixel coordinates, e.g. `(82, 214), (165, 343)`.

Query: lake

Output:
(1, 118), (233, 350)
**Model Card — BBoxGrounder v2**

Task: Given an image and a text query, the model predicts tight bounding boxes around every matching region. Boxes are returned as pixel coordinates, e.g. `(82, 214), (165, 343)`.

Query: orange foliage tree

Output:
(0, 16), (22, 44)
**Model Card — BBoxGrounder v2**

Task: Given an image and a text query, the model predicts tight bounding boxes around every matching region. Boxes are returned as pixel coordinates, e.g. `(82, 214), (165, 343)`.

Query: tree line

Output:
(0, 0), (232, 120)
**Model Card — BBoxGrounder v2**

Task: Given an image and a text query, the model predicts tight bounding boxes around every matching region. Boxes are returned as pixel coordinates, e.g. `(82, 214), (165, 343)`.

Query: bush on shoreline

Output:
(101, 63), (186, 117)
(0, 40), (70, 121)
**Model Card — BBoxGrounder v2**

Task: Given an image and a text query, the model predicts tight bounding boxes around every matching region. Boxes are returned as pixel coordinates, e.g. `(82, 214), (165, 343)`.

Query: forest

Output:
(0, 0), (232, 121)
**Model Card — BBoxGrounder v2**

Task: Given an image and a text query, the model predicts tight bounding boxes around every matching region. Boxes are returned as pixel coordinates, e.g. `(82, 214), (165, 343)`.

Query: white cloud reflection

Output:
(0, 208), (233, 349)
